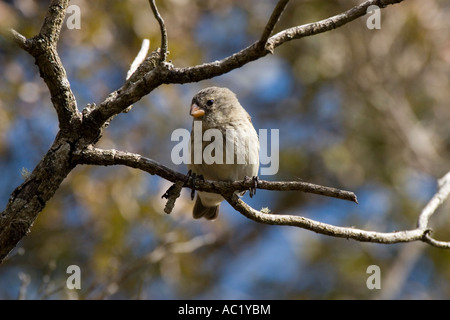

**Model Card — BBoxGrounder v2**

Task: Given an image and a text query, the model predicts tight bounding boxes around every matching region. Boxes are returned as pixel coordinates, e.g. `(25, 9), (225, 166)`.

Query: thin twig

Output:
(149, 0), (168, 62)
(266, 0), (403, 52)
(256, 180), (357, 203)
(127, 39), (150, 80)
(259, 0), (290, 52)
(422, 233), (450, 249)
(7, 29), (28, 50)
(415, 171), (450, 249)
(417, 171), (450, 229)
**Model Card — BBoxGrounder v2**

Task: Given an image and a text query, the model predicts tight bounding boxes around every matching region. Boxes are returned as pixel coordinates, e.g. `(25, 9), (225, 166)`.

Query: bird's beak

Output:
(190, 103), (205, 118)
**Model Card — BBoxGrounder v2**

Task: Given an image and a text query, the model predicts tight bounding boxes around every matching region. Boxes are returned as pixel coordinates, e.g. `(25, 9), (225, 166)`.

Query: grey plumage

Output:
(187, 87), (260, 220)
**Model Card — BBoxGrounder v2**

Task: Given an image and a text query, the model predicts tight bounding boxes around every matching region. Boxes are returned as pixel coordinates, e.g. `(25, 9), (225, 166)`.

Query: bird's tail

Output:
(193, 196), (219, 220)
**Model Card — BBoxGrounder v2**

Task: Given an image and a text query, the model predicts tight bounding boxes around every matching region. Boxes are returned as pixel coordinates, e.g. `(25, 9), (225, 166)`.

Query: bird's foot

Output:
(244, 175), (259, 198)
(187, 170), (204, 200)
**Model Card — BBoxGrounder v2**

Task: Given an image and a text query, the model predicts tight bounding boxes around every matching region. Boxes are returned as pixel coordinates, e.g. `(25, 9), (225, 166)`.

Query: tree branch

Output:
(74, 147), (358, 203)
(225, 192), (426, 244)
(0, 0), (80, 264)
(417, 171), (450, 229)
(222, 171), (450, 249)
(0, 140), (75, 263)
(79, 146), (448, 249)
(126, 39), (151, 80)
(8, 0), (81, 131)
(258, 0), (290, 52)
(267, 0), (404, 52)
(83, 0), (406, 134)
(39, 0), (69, 43)
(149, 0), (168, 62)
(164, 0), (405, 84)
(7, 29), (28, 50)
(418, 171), (450, 249)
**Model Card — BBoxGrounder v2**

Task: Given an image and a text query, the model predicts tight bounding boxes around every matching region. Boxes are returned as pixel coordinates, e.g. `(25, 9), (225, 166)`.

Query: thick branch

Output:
(9, 0), (81, 131)
(39, 0), (69, 43)
(0, 0), (80, 264)
(0, 138), (74, 263)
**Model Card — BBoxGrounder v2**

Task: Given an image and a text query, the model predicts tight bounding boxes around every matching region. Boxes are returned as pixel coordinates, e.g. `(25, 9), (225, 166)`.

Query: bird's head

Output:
(190, 87), (246, 127)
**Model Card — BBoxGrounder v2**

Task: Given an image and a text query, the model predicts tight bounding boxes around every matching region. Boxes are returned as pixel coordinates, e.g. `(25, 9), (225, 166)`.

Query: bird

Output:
(187, 87), (260, 220)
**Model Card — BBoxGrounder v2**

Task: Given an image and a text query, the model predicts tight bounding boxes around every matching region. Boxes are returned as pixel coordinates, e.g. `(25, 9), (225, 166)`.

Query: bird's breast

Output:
(188, 120), (260, 182)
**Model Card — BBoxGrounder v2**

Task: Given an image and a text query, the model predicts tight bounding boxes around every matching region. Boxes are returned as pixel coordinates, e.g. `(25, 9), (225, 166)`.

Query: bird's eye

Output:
(206, 99), (214, 106)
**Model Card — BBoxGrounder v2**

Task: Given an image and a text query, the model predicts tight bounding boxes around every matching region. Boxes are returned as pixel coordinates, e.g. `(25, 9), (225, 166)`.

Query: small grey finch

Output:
(187, 87), (260, 220)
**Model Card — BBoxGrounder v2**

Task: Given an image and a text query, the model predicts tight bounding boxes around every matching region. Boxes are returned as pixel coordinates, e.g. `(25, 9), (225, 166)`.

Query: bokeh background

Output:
(0, 0), (450, 299)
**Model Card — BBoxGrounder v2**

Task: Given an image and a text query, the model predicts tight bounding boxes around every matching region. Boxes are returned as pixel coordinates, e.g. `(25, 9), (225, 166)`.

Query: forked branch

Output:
(76, 147), (450, 249)
(225, 171), (450, 249)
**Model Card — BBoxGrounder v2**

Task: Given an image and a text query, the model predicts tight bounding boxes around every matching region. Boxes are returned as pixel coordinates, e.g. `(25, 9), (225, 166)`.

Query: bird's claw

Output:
(244, 175), (259, 198)
(187, 170), (204, 200)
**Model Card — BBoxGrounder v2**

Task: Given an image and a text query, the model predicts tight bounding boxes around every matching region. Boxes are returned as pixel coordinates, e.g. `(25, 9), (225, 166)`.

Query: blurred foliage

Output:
(0, 0), (450, 299)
